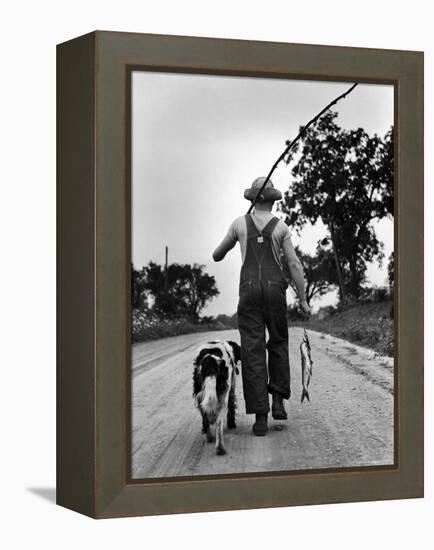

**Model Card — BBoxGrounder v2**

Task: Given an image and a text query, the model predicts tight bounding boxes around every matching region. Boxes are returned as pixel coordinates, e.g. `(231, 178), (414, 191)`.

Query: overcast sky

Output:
(132, 72), (394, 315)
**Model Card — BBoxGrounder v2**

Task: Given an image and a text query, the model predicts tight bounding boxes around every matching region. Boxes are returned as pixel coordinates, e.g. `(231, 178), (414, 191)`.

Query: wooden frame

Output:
(57, 31), (424, 518)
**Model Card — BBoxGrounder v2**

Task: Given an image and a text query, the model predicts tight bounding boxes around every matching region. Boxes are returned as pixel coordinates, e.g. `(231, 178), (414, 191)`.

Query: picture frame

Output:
(57, 30), (424, 518)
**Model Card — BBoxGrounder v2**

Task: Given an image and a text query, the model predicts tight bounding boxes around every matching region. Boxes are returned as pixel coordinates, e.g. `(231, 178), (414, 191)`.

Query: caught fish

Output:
(300, 328), (313, 403)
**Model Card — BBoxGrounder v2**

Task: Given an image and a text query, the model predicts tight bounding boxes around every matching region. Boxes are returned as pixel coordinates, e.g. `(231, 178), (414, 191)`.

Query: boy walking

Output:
(213, 177), (310, 436)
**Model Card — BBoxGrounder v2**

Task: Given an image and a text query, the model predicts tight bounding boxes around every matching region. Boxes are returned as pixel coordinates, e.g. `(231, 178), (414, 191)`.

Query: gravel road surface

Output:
(131, 328), (394, 479)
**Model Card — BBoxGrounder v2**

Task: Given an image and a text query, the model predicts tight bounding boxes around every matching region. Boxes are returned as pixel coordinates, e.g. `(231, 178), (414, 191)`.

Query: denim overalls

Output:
(237, 214), (291, 414)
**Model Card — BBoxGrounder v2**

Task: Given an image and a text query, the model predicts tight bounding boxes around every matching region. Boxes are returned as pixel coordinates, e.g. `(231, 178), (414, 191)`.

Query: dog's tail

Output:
(200, 376), (218, 424)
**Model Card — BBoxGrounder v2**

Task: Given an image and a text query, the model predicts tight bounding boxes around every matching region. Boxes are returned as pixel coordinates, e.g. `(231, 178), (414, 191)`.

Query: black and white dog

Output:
(193, 340), (241, 455)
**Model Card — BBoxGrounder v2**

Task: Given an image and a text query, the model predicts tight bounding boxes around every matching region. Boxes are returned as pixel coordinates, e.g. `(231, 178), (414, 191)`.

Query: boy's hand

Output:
(299, 299), (311, 317)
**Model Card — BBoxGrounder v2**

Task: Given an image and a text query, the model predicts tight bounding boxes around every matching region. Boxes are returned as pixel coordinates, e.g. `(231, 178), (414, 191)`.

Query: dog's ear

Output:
(228, 341), (241, 374)
(192, 365), (203, 397)
(227, 341), (241, 364)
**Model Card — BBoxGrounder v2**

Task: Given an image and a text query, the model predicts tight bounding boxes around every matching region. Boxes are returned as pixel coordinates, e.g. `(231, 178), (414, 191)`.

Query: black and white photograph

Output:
(130, 71), (395, 480)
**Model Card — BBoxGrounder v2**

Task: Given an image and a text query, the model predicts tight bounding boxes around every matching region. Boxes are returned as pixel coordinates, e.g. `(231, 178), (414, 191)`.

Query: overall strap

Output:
(261, 216), (279, 238)
(245, 214), (259, 237)
(245, 214), (279, 239)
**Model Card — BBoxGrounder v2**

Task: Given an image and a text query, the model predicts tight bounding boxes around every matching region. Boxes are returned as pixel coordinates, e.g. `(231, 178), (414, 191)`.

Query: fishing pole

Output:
(247, 82), (359, 214)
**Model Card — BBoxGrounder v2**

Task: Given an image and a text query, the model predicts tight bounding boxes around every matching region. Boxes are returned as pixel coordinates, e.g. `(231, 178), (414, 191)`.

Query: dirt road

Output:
(131, 328), (394, 479)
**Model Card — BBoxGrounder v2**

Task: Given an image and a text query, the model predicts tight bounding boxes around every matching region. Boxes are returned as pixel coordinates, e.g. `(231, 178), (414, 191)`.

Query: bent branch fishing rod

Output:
(247, 82), (359, 214)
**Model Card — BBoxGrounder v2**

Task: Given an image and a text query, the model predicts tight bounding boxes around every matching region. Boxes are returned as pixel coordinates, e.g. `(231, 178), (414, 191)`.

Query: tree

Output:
(214, 313), (238, 329)
(387, 251), (394, 291)
(143, 261), (219, 321)
(284, 245), (335, 306)
(280, 111), (393, 301)
(131, 264), (148, 309)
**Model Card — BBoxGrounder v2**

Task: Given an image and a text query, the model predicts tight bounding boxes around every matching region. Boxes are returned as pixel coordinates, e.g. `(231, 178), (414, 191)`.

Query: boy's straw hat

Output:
(244, 177), (282, 202)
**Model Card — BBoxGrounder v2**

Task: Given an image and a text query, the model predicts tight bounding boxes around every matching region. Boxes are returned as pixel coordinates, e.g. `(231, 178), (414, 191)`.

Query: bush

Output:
(373, 286), (390, 302)
(214, 313), (238, 328)
(132, 310), (194, 342)
(131, 309), (236, 343)
(361, 285), (391, 303)
(304, 301), (394, 357)
(315, 305), (338, 320)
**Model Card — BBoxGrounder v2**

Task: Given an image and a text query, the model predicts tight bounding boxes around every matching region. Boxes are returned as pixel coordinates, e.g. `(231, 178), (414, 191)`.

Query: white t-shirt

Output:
(225, 211), (292, 266)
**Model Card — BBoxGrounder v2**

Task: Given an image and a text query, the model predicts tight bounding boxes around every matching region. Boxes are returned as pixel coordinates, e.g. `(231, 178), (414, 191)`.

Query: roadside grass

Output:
(133, 300), (394, 357)
(291, 300), (394, 357)
(132, 310), (233, 343)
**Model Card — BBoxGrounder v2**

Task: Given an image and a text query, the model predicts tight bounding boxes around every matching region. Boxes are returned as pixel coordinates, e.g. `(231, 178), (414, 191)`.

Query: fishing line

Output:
(247, 82), (359, 214)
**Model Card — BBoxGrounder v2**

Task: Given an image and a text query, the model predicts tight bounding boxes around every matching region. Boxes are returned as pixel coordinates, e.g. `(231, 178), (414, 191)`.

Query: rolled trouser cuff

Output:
(268, 382), (291, 400)
(245, 404), (270, 415)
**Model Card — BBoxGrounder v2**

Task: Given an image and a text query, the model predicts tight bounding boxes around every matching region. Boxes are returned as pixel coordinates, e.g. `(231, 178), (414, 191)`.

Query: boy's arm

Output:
(213, 234), (236, 262)
(281, 233), (311, 315)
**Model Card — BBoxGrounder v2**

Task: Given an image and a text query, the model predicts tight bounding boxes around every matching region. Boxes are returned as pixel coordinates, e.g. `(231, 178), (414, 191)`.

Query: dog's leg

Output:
(201, 410), (214, 442)
(216, 405), (227, 455)
(227, 376), (237, 429)
(215, 416), (226, 455)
